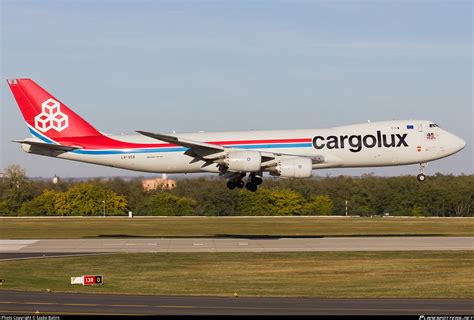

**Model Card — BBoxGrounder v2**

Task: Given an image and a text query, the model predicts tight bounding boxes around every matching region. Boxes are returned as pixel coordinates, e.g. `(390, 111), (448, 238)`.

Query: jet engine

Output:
(224, 150), (262, 172)
(275, 157), (313, 178)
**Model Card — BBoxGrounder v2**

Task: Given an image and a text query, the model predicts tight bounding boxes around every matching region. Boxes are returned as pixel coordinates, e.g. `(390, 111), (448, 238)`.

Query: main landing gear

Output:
(226, 180), (244, 190)
(245, 182), (257, 192)
(249, 173), (263, 186)
(227, 173), (263, 192)
(417, 163), (427, 182)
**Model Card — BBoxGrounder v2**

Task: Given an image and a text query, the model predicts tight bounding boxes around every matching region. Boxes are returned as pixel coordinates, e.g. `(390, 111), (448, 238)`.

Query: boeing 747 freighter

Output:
(7, 79), (465, 191)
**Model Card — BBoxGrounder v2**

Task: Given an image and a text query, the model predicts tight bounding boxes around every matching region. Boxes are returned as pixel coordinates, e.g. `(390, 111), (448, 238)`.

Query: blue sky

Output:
(1, 0), (472, 178)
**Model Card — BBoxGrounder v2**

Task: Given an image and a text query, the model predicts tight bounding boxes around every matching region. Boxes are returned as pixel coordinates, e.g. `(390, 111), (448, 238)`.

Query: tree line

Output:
(0, 165), (472, 217)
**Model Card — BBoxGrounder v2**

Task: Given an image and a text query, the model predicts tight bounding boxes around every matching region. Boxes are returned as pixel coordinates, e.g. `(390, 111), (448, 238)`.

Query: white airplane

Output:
(7, 79), (466, 191)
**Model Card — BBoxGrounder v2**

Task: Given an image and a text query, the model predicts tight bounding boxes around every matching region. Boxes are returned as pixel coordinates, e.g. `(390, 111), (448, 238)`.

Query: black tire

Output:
(236, 180), (245, 188)
(245, 182), (258, 192)
(227, 181), (236, 189)
(416, 174), (426, 182)
(251, 176), (263, 185)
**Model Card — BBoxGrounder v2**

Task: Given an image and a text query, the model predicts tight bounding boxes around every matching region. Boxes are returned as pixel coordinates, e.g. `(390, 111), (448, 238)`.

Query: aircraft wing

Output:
(136, 131), (326, 167)
(136, 130), (225, 159)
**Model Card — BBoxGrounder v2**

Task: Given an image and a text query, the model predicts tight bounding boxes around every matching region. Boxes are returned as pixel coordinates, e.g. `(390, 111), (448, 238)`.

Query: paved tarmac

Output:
(0, 237), (472, 255)
(1, 238), (472, 315)
(0, 290), (472, 315)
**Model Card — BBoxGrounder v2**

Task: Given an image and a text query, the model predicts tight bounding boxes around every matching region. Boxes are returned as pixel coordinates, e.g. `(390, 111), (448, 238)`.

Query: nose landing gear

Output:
(417, 163), (426, 182)
(417, 174), (426, 182)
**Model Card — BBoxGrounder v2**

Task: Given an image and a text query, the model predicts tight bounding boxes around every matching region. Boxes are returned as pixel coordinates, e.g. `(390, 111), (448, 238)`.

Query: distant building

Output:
(142, 175), (176, 191)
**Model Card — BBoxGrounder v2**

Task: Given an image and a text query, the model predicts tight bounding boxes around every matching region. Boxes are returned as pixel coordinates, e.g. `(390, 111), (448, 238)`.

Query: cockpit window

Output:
(429, 123), (439, 128)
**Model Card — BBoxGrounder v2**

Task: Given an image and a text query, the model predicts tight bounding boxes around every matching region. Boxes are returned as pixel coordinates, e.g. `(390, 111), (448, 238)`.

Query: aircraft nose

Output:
(454, 135), (466, 151)
(448, 133), (466, 153)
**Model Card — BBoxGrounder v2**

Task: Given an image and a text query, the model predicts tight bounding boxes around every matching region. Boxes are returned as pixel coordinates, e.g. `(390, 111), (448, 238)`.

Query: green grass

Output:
(0, 216), (473, 239)
(0, 251), (472, 298)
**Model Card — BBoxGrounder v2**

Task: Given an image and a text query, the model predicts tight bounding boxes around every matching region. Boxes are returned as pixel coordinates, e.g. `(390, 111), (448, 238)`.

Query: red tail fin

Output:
(7, 79), (101, 139)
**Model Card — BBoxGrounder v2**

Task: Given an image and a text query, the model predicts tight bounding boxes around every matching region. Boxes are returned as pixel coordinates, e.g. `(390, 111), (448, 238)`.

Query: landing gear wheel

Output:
(417, 163), (427, 182)
(249, 173), (263, 185)
(236, 180), (245, 188)
(245, 182), (258, 192)
(226, 181), (236, 190)
(417, 173), (426, 182)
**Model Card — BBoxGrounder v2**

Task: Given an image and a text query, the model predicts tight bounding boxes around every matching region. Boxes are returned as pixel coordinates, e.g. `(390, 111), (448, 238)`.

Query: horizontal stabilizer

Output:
(12, 140), (82, 152)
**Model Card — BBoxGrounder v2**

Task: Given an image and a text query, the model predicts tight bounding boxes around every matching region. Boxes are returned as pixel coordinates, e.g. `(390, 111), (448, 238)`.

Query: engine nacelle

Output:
(225, 150), (262, 172)
(276, 157), (313, 179)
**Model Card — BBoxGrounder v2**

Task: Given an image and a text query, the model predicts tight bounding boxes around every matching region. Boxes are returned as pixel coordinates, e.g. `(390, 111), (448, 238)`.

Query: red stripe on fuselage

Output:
(53, 136), (312, 150)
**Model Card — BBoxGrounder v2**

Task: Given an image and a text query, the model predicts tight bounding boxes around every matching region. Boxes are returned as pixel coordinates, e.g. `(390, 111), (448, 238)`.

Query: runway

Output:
(1, 238), (472, 315)
(1, 290), (472, 315)
(0, 237), (472, 256)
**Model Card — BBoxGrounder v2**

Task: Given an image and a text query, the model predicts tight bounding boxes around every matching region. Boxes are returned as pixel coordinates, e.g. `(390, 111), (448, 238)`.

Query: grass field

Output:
(0, 251), (472, 298)
(1, 216), (473, 239)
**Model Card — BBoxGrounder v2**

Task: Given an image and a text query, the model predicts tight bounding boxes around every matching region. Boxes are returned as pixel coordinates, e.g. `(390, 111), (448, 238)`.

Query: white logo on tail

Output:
(34, 98), (69, 133)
